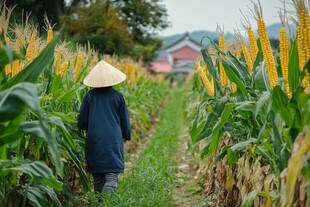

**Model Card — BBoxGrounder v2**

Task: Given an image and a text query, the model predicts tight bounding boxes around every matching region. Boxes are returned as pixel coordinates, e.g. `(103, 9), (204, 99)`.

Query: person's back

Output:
(77, 60), (131, 194)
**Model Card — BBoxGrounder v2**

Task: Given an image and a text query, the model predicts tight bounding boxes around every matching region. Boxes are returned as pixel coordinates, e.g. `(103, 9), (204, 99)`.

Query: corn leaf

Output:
(225, 52), (251, 83)
(255, 91), (270, 118)
(221, 59), (248, 97)
(0, 46), (21, 72)
(20, 121), (63, 176)
(201, 46), (222, 96)
(64, 144), (90, 190)
(194, 97), (227, 142)
(209, 103), (235, 154)
(46, 115), (76, 150)
(0, 82), (39, 122)
(272, 86), (293, 127)
(25, 185), (62, 207)
(2, 159), (62, 190)
(288, 39), (300, 92)
(269, 111), (288, 171)
(254, 63), (268, 91)
(242, 190), (259, 207)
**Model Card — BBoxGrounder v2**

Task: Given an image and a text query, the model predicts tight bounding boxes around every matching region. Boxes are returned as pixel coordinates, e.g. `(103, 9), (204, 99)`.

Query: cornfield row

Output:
(0, 4), (166, 206)
(187, 0), (310, 206)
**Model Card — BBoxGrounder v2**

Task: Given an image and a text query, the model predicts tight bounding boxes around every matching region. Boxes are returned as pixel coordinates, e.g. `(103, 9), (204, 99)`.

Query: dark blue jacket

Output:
(78, 87), (131, 173)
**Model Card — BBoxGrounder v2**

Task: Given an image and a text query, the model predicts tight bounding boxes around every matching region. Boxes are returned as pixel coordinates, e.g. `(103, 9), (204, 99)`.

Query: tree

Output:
(6, 0), (87, 30)
(111, 0), (170, 42)
(61, 1), (133, 55)
(109, 0), (170, 63)
(6, 0), (64, 29)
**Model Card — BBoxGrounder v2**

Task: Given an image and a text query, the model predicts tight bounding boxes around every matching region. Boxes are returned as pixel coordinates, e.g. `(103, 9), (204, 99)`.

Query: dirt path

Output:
(173, 130), (207, 207)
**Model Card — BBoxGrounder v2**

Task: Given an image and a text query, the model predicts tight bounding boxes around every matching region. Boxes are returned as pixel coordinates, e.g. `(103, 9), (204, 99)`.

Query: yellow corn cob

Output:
(26, 34), (37, 60)
(12, 60), (19, 76)
(157, 74), (164, 85)
(248, 29), (258, 62)
(60, 61), (69, 77)
(126, 63), (133, 81)
(74, 53), (83, 80)
(236, 43), (242, 60)
(18, 62), (24, 73)
(295, 2), (310, 88)
(241, 45), (253, 74)
(47, 29), (53, 43)
(219, 34), (228, 87)
(30, 34), (37, 59)
(297, 26), (305, 70)
(44, 14), (54, 44)
(231, 82), (237, 92)
(134, 72), (140, 86)
(197, 66), (214, 96)
(257, 18), (278, 88)
(5, 64), (11, 75)
(56, 53), (61, 75)
(280, 27), (292, 98)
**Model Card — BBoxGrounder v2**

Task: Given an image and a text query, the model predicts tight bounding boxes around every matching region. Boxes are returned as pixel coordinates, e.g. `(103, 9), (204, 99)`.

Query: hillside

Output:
(160, 22), (296, 48)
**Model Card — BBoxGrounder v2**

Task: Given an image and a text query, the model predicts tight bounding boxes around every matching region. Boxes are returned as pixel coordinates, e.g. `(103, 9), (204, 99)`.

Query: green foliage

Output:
(0, 34), (64, 206)
(60, 0), (169, 63)
(186, 33), (310, 205)
(112, 0), (170, 41)
(6, 0), (65, 29)
(61, 2), (133, 56)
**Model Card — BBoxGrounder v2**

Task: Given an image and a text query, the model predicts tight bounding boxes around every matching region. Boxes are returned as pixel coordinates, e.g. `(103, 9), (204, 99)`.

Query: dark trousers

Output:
(92, 173), (118, 194)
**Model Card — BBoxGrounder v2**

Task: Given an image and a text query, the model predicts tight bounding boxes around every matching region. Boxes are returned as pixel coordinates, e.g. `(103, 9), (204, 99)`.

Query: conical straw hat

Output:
(83, 60), (126, 87)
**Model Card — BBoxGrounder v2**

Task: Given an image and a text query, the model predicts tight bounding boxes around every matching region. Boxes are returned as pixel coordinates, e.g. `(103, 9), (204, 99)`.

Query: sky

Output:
(158, 0), (295, 36)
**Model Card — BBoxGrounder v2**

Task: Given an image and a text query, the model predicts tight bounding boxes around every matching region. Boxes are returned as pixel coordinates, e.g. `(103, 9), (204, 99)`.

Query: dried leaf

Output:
(281, 128), (310, 207)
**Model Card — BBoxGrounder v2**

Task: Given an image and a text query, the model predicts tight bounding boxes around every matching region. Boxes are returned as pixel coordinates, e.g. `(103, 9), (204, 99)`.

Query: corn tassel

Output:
(257, 18), (278, 88)
(219, 34), (228, 87)
(280, 27), (292, 98)
(241, 45), (253, 74)
(248, 29), (258, 62)
(16, 38), (23, 53)
(197, 66), (214, 96)
(74, 53), (83, 80)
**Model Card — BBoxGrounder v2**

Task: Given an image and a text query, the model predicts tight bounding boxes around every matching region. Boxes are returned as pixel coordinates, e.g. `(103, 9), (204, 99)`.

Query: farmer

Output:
(77, 60), (131, 194)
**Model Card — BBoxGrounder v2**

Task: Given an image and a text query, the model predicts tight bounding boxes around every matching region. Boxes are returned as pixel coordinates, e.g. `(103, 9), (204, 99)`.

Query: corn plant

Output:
(0, 33), (65, 206)
(188, 0), (310, 205)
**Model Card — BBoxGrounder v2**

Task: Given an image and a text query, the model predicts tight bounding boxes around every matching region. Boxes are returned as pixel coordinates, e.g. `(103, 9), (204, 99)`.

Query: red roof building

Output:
(151, 32), (201, 74)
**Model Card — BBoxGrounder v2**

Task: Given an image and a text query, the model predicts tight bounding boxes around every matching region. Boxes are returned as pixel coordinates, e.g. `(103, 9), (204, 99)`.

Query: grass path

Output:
(87, 89), (205, 207)
(172, 131), (207, 207)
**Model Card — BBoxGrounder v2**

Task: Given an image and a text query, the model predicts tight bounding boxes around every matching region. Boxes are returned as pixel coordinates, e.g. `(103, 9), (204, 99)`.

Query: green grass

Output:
(87, 89), (184, 207)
